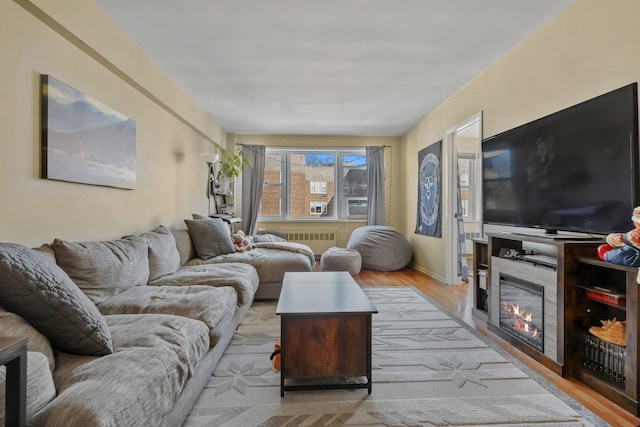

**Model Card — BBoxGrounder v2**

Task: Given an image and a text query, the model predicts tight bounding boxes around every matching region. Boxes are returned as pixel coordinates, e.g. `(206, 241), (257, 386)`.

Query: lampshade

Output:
(201, 153), (220, 165)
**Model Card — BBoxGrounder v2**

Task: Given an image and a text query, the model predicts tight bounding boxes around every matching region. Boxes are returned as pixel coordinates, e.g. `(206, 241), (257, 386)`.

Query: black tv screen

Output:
(482, 83), (639, 236)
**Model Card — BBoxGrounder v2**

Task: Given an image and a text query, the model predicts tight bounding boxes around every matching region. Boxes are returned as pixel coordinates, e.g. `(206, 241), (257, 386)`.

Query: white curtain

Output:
(240, 145), (265, 235)
(366, 146), (385, 225)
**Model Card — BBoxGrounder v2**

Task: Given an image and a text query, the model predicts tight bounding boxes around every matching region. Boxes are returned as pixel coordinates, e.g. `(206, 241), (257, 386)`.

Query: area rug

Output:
(184, 286), (606, 426)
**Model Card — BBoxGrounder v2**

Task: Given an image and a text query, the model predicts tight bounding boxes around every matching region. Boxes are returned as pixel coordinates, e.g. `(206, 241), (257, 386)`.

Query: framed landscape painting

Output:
(41, 75), (136, 189)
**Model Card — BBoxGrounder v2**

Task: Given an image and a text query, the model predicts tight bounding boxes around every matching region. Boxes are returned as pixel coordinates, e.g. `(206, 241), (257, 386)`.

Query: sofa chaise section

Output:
(172, 227), (315, 299)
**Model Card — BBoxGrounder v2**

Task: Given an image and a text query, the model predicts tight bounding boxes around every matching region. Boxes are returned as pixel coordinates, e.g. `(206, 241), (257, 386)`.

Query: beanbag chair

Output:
(346, 226), (412, 271)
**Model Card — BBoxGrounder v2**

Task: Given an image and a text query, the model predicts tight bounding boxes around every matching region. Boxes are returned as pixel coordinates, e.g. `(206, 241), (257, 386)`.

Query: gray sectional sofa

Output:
(0, 221), (314, 427)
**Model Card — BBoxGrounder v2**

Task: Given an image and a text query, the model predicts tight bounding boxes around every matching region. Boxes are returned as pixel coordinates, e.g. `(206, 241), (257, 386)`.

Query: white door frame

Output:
(443, 112), (483, 285)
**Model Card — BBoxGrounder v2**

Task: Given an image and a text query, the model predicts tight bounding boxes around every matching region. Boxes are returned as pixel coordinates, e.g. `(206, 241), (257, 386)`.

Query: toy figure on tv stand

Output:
(597, 207), (640, 279)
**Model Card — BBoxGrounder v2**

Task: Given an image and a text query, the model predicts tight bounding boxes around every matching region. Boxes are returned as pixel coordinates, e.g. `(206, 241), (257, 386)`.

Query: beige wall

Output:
(1, 0), (226, 247)
(403, 0), (640, 280)
(230, 134), (402, 247)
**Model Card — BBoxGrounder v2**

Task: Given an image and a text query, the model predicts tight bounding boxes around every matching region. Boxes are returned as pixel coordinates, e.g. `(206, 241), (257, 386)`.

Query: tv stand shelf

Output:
(480, 233), (640, 415)
(565, 253), (640, 415)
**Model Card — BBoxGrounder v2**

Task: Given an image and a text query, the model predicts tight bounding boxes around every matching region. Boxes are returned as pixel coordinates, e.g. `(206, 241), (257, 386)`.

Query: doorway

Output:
(444, 112), (482, 285)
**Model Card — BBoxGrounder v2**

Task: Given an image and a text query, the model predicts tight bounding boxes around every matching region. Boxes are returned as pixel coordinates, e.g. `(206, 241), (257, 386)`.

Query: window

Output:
(310, 180), (327, 194)
(310, 201), (328, 215)
(259, 152), (283, 216)
(457, 153), (478, 220)
(259, 148), (368, 221)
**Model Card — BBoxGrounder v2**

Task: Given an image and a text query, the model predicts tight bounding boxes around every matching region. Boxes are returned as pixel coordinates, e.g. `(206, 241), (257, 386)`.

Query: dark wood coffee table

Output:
(276, 271), (377, 396)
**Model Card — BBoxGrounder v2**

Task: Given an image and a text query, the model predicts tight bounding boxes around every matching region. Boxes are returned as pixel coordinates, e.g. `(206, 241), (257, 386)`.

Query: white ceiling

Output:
(93, 0), (573, 136)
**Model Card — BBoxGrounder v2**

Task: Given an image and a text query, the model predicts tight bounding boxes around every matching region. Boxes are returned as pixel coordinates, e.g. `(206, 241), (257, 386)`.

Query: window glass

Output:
(289, 153), (335, 219)
(260, 152), (283, 216)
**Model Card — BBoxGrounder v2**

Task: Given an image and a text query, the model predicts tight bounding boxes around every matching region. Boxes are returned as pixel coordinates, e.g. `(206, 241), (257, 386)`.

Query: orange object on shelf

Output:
(589, 318), (626, 346)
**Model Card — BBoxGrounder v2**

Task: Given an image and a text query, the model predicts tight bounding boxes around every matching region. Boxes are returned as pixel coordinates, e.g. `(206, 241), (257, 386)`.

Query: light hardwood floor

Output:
(351, 267), (640, 427)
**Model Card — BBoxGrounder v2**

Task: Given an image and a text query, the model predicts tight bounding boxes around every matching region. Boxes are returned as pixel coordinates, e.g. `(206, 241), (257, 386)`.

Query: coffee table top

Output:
(276, 272), (378, 315)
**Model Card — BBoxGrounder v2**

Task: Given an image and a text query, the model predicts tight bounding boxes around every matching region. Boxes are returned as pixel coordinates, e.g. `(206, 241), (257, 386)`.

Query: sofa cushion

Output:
(0, 243), (113, 356)
(137, 225), (181, 281)
(149, 263), (259, 306)
(0, 351), (56, 427)
(97, 285), (237, 347)
(184, 218), (235, 259)
(0, 307), (55, 371)
(33, 313), (209, 427)
(52, 237), (150, 304)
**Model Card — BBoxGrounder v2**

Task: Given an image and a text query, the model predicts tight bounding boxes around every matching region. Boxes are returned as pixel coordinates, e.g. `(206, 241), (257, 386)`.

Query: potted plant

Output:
(216, 149), (251, 195)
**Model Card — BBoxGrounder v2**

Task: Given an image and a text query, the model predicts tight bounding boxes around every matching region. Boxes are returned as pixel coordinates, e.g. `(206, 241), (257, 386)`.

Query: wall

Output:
(1, 0), (226, 247)
(230, 134), (402, 248)
(402, 0), (640, 281)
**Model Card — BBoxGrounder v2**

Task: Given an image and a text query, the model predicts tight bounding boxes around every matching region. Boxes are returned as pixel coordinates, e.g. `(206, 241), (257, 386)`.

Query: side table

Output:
(0, 337), (27, 427)
(210, 214), (243, 233)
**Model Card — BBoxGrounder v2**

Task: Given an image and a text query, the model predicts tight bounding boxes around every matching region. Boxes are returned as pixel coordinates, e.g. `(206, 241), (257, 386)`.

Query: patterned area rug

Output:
(184, 286), (606, 426)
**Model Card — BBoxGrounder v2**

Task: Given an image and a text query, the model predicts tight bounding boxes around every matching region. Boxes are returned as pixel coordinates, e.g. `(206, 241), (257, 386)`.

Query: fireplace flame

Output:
(503, 302), (539, 338)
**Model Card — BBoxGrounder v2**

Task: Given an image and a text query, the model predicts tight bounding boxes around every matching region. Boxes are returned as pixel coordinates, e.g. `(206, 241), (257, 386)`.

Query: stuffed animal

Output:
(270, 340), (281, 373)
(231, 230), (253, 252)
(599, 206), (640, 267)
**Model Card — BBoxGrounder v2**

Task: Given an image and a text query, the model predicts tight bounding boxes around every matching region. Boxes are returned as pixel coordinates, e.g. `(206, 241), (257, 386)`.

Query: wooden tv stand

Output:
(476, 232), (640, 415)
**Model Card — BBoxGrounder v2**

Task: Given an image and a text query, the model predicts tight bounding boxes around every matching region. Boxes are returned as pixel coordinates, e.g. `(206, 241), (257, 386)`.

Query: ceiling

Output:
(93, 0), (573, 136)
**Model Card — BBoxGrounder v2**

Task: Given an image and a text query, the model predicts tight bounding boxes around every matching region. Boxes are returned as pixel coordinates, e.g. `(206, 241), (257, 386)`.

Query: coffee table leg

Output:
(368, 314), (372, 394)
(280, 317), (285, 397)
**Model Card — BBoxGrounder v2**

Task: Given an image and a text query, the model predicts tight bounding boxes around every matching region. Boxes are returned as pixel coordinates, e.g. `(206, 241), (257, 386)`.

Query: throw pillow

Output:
(52, 237), (150, 305)
(184, 218), (235, 259)
(137, 225), (181, 282)
(0, 243), (113, 356)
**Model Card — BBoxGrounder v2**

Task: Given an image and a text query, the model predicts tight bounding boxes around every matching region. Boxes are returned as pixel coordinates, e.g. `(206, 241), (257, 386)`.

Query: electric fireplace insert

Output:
(499, 274), (544, 353)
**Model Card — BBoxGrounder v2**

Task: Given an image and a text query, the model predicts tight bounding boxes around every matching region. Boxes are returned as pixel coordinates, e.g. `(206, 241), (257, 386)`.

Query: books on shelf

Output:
(577, 285), (626, 307)
(584, 333), (626, 386)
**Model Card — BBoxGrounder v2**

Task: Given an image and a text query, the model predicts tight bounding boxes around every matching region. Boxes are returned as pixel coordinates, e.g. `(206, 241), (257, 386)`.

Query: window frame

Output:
(258, 148), (367, 221)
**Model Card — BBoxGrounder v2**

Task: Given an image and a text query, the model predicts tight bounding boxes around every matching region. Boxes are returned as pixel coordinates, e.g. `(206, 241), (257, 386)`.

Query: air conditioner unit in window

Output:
(345, 198), (367, 217)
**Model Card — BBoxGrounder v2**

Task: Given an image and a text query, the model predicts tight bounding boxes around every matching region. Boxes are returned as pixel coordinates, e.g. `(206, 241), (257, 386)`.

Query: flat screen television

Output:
(482, 83), (639, 236)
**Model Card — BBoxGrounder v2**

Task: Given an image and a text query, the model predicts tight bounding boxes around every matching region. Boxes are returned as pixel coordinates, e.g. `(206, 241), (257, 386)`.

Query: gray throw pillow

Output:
(184, 218), (235, 260)
(138, 225), (181, 282)
(0, 243), (113, 356)
(52, 237), (150, 305)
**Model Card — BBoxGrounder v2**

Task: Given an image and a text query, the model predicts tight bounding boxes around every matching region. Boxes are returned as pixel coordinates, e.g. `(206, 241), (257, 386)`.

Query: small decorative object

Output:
(231, 230), (253, 252)
(589, 318), (626, 346)
(596, 244), (613, 261)
(270, 340), (281, 373)
(601, 206), (640, 267)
